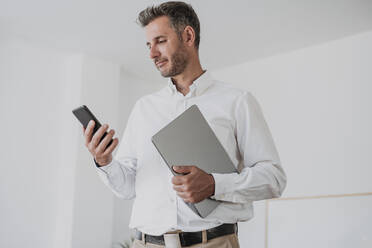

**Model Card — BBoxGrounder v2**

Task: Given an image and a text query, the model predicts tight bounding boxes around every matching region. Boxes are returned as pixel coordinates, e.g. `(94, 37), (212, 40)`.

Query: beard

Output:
(158, 44), (189, 78)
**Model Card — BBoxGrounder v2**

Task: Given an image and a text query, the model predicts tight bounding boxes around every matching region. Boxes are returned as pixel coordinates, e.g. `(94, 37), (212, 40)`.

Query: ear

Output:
(182, 26), (196, 48)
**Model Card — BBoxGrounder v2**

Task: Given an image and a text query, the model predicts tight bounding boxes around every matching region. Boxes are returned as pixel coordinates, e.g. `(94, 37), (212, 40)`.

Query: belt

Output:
(135, 223), (238, 247)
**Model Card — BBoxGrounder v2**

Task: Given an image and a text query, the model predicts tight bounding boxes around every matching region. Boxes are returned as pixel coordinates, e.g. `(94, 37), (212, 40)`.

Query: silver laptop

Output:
(151, 104), (238, 218)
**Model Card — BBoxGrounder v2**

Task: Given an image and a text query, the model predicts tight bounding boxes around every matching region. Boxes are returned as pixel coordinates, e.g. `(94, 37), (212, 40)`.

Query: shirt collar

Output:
(166, 70), (214, 96)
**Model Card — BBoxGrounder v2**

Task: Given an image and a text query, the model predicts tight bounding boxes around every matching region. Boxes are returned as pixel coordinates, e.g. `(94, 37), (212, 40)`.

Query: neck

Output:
(171, 58), (205, 96)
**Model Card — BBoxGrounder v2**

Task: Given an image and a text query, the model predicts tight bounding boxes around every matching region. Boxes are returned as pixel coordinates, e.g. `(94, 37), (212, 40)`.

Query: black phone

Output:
(72, 105), (113, 148)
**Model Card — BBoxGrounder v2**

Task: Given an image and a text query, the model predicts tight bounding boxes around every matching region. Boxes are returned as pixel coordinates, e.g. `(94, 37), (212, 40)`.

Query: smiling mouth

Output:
(156, 60), (167, 68)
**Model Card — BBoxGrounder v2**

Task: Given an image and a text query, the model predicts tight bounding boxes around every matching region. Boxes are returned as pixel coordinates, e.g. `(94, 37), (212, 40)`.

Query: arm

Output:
(210, 92), (287, 203)
(95, 157), (137, 200)
(94, 103), (139, 200)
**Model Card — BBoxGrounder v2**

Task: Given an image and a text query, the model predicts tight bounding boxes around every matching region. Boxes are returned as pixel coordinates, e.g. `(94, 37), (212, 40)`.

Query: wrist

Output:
(208, 174), (215, 197)
(95, 157), (111, 167)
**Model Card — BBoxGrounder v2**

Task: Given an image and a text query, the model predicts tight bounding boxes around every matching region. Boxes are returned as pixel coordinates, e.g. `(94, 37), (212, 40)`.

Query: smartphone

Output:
(72, 105), (113, 148)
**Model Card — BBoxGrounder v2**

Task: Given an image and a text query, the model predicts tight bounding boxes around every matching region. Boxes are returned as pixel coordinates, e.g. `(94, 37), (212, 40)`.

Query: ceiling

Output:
(1, 0), (372, 81)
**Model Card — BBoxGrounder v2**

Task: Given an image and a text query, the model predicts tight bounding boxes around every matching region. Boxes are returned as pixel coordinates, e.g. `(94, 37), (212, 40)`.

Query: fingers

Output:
(172, 183), (186, 192)
(171, 165), (197, 185)
(172, 177), (194, 202)
(82, 120), (119, 167)
(172, 173), (192, 185)
(84, 120), (95, 146)
(172, 176), (182, 185)
(96, 129), (115, 154)
(84, 121), (118, 155)
(172, 165), (193, 174)
(102, 138), (119, 156)
(176, 191), (198, 203)
(91, 124), (109, 148)
(176, 191), (191, 200)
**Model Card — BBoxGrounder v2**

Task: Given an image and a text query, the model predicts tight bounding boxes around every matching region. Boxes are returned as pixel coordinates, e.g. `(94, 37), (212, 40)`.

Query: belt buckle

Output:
(163, 233), (182, 248)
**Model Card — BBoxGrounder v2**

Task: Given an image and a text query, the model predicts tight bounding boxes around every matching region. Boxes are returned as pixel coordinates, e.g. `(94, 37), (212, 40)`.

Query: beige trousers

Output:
(131, 233), (240, 248)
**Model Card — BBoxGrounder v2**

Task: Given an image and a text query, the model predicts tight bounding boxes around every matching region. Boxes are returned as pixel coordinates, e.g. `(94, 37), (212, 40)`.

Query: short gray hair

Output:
(137, 1), (201, 50)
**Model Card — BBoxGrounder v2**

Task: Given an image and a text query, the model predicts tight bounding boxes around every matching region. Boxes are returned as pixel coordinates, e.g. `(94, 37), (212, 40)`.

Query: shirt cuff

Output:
(210, 172), (240, 201)
(94, 158), (117, 175)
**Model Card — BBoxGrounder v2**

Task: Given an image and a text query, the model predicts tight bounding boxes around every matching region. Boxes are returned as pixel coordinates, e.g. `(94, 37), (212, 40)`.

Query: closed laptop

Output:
(151, 104), (238, 218)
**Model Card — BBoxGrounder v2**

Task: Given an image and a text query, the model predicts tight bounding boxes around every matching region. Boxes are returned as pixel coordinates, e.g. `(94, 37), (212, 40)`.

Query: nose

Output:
(149, 45), (160, 60)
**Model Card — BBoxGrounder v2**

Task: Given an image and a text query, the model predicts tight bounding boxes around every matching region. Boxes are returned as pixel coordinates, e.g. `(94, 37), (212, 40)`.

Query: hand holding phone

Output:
(72, 105), (119, 166)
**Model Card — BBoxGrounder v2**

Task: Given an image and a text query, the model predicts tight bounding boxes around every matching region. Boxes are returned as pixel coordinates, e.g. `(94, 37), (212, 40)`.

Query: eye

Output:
(159, 40), (166, 43)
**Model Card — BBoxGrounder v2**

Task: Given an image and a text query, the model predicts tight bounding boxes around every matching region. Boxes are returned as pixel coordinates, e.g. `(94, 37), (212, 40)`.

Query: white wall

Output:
(211, 30), (372, 247)
(0, 36), (127, 248)
(0, 37), (82, 248)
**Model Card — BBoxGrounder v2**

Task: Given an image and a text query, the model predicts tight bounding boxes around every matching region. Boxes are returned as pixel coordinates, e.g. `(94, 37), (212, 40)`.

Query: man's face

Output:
(145, 16), (189, 77)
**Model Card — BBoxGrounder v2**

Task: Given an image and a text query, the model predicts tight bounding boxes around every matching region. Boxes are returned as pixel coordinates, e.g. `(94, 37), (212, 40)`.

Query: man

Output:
(83, 1), (287, 247)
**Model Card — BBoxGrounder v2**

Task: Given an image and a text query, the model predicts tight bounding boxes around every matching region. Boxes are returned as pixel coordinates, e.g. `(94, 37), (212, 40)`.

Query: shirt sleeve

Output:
(94, 101), (140, 200)
(210, 92), (287, 203)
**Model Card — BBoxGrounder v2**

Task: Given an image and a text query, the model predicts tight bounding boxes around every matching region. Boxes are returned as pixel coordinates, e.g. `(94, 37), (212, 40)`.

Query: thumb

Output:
(172, 165), (192, 174)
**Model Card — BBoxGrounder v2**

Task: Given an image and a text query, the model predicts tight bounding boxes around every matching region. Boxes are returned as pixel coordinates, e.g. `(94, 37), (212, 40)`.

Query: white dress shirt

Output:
(95, 70), (287, 235)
